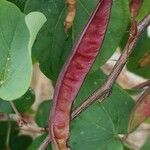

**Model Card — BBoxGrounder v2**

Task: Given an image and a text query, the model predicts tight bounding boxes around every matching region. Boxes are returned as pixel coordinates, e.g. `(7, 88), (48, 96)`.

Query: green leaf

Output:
(123, 146), (132, 150)
(25, 0), (129, 81)
(35, 100), (52, 127)
(137, 0), (150, 21)
(125, 89), (142, 96)
(141, 136), (150, 150)
(0, 88), (35, 113)
(127, 30), (150, 79)
(0, 121), (32, 150)
(25, 12), (47, 53)
(8, 0), (27, 11)
(27, 133), (52, 150)
(70, 70), (135, 150)
(0, 0), (46, 100)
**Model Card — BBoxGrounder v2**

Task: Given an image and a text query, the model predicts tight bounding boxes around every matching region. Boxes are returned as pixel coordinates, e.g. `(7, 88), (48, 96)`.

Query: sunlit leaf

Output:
(0, 0), (46, 100)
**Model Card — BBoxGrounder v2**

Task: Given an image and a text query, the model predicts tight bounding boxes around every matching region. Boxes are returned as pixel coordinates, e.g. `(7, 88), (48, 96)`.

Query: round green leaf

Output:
(0, 0), (46, 100)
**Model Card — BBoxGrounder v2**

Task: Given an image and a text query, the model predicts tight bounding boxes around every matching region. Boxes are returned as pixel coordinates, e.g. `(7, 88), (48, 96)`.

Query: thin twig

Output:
(132, 80), (150, 90)
(71, 13), (150, 119)
(20, 126), (48, 133)
(38, 135), (51, 150)
(40, 13), (150, 150)
(9, 102), (27, 127)
(0, 113), (48, 133)
(5, 115), (11, 150)
(9, 102), (21, 118)
(137, 86), (150, 102)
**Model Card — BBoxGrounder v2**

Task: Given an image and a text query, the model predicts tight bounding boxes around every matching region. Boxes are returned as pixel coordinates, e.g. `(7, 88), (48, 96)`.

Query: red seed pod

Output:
(49, 0), (112, 149)
(129, 0), (143, 19)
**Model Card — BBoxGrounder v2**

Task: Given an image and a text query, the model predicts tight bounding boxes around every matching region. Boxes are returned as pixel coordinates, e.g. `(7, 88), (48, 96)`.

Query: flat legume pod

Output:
(49, 0), (112, 149)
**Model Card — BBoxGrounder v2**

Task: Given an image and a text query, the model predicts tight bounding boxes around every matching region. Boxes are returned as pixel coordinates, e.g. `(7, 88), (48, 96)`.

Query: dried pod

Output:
(64, 0), (76, 32)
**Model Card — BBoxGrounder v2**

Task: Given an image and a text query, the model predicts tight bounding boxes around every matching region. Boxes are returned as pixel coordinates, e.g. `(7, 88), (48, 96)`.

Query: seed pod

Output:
(129, 0), (143, 19)
(49, 0), (113, 149)
(64, 0), (76, 32)
(129, 0), (143, 45)
(128, 88), (150, 133)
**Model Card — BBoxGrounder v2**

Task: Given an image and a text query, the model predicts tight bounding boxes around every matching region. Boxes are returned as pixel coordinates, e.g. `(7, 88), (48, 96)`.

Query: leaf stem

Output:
(38, 135), (51, 150)
(5, 115), (11, 150)
(132, 80), (150, 90)
(9, 102), (21, 118)
(0, 113), (48, 133)
(9, 102), (27, 127)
